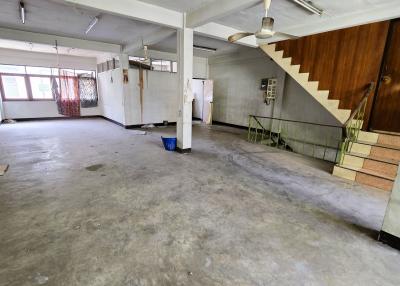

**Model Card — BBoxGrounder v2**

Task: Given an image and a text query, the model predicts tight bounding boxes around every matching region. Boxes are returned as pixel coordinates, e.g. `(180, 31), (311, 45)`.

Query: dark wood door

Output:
(370, 21), (400, 133)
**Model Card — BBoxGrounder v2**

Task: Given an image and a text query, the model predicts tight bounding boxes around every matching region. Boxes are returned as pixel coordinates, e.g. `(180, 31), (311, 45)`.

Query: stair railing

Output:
(248, 115), (342, 162)
(339, 82), (375, 164)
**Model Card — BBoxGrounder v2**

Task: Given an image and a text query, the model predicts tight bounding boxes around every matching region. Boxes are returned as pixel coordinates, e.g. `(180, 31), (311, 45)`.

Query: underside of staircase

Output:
(260, 44), (351, 124)
(333, 131), (400, 191)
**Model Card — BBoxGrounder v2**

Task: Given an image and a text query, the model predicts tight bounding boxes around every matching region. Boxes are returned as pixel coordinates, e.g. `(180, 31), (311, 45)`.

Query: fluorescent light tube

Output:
(292, 0), (323, 16)
(85, 16), (99, 34)
(20, 1), (25, 24)
(193, 45), (217, 52)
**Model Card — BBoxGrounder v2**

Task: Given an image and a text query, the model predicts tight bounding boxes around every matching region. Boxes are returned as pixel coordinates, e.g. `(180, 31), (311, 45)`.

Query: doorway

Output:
(370, 20), (400, 134)
(192, 79), (213, 124)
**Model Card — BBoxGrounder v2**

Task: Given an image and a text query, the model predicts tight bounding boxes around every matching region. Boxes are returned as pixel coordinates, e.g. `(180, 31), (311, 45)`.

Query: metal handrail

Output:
(248, 115), (342, 162)
(339, 82), (375, 164)
(247, 82), (375, 164)
(344, 82), (375, 128)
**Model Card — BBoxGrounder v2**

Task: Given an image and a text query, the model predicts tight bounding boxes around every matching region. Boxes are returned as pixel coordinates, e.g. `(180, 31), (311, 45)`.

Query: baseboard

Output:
(8, 115), (101, 122)
(378, 231), (400, 251)
(212, 121), (248, 130)
(124, 122), (177, 129)
(100, 116), (125, 128)
(3, 115), (177, 130)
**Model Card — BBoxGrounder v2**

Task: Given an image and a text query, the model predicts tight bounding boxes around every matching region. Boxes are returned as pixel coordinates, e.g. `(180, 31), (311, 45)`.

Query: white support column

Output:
(119, 54), (130, 126)
(176, 18), (194, 153)
(379, 167), (400, 250)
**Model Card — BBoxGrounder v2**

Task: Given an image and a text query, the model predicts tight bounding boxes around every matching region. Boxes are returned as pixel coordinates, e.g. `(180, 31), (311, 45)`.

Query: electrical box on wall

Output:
(261, 78), (277, 105)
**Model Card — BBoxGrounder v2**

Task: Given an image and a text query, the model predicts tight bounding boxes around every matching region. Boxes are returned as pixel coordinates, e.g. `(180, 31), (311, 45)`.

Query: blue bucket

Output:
(161, 137), (177, 151)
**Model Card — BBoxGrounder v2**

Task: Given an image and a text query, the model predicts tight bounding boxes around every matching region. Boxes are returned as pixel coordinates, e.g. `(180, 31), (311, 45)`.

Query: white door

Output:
(202, 80), (213, 124)
(192, 79), (204, 120)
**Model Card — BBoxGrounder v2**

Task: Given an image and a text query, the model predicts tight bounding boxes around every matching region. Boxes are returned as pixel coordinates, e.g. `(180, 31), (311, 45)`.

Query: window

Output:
(128, 57), (177, 73)
(30, 77), (53, 99)
(0, 64), (25, 74)
(1, 76), (28, 99)
(26, 66), (52, 75)
(0, 64), (96, 101)
(172, 61), (178, 73)
(75, 70), (95, 78)
(52, 68), (59, 76)
(151, 59), (174, 72)
(129, 56), (145, 62)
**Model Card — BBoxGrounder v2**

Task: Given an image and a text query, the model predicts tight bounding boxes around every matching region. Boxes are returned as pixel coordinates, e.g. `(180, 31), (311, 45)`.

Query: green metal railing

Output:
(338, 82), (375, 164)
(248, 115), (343, 162)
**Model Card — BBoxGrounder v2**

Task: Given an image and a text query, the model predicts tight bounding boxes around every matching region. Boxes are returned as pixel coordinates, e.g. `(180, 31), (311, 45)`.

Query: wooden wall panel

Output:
(275, 21), (390, 128)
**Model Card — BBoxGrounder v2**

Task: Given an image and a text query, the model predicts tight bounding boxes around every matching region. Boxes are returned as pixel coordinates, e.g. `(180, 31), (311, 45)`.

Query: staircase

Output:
(333, 131), (400, 191)
(259, 44), (351, 124)
(259, 43), (400, 192)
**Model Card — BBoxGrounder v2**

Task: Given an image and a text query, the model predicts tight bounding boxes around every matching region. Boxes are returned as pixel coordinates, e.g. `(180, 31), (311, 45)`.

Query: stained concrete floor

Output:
(0, 118), (399, 286)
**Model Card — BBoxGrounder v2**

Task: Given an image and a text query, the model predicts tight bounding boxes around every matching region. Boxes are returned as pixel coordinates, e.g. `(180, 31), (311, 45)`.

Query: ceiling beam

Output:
(0, 27), (121, 54)
(64, 0), (183, 29)
(123, 28), (176, 54)
(187, 0), (262, 28)
(195, 23), (258, 48)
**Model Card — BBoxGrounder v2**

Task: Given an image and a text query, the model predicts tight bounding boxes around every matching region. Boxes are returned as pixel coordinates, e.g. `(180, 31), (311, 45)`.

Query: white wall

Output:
(0, 48), (101, 119)
(98, 68), (124, 124)
(209, 49), (280, 127)
(97, 51), (209, 127)
(193, 57), (208, 79)
(0, 96), (3, 122)
(124, 69), (179, 126)
(209, 48), (343, 161)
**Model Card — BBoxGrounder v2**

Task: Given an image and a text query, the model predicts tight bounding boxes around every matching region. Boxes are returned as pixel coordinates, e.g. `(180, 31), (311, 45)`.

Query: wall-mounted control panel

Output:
(261, 78), (277, 105)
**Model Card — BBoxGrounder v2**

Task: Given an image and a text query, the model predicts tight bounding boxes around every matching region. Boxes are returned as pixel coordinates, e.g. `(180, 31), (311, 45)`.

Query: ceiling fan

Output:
(228, 0), (298, 44)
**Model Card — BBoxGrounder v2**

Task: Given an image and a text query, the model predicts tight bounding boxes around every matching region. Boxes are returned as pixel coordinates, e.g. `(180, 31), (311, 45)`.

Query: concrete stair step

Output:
(370, 145), (400, 162)
(358, 131), (379, 144)
(326, 99), (339, 109)
(259, 43), (351, 124)
(318, 90), (330, 100)
(291, 64), (300, 73)
(343, 153), (399, 178)
(334, 109), (352, 124)
(357, 140), (400, 151)
(347, 152), (399, 165)
(378, 133), (400, 148)
(333, 164), (395, 191)
(281, 57), (292, 67)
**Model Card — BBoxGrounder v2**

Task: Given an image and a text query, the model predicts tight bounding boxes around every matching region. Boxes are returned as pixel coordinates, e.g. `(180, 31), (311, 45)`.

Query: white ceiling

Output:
(0, 0), (167, 45)
(150, 33), (245, 57)
(0, 38), (111, 59)
(0, 0), (399, 58)
(139, 0), (216, 13)
(216, 0), (400, 35)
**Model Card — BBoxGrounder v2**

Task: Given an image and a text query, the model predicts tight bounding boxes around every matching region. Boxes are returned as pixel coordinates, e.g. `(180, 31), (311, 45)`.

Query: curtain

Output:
(57, 70), (80, 117)
(78, 75), (98, 108)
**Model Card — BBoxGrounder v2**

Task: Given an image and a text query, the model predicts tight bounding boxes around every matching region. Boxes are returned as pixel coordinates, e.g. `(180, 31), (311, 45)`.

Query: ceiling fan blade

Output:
(228, 32), (255, 43)
(228, 32), (254, 43)
(273, 32), (299, 39)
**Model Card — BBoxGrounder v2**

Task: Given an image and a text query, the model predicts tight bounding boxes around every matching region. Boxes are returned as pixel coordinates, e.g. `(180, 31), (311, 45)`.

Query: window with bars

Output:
(0, 64), (95, 101)
(128, 56), (178, 73)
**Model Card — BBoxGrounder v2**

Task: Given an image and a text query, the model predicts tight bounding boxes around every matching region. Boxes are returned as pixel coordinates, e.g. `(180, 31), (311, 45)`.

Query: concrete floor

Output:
(0, 118), (399, 286)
